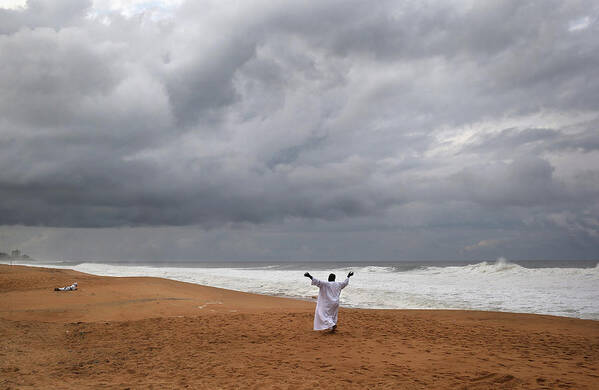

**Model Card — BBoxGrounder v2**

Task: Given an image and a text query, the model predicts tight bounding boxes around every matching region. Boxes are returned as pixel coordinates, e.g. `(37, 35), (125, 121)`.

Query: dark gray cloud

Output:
(1, 0), (598, 260)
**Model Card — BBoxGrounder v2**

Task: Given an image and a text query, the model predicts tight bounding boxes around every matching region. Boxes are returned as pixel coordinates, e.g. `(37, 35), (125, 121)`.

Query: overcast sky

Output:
(1, 0), (598, 262)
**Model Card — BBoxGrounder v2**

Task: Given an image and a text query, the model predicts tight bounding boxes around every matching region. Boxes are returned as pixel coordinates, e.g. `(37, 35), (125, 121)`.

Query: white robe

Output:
(311, 277), (349, 330)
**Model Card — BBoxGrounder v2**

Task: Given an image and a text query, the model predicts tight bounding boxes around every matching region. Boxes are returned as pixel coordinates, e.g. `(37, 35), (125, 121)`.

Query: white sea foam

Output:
(8, 259), (599, 320)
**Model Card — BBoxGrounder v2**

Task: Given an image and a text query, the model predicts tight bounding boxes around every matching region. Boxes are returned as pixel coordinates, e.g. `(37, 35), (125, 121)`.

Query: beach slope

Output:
(1, 264), (598, 389)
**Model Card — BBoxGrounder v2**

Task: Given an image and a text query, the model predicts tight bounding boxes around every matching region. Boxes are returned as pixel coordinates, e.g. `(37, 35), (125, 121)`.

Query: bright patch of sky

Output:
(0, 0), (26, 9)
(90, 0), (182, 18)
(0, 0), (182, 18)
(568, 16), (592, 32)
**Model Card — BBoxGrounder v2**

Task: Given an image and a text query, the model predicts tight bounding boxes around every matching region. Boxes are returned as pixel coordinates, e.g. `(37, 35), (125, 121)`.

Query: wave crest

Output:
(464, 258), (523, 273)
(355, 266), (396, 273)
(419, 258), (524, 275)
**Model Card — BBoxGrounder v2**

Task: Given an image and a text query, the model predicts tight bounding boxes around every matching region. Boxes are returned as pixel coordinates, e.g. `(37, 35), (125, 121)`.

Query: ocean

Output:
(6, 258), (599, 320)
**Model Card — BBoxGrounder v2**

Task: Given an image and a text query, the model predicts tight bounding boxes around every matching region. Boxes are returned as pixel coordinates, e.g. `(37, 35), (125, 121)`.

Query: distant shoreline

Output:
(1, 263), (598, 322)
(4, 259), (597, 321)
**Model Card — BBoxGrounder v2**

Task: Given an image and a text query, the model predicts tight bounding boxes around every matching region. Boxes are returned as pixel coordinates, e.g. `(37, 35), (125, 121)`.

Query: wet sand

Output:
(1, 264), (598, 389)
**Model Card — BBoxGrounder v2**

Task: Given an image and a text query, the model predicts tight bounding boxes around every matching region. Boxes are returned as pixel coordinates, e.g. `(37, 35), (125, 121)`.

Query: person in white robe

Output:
(54, 282), (77, 291)
(304, 271), (354, 331)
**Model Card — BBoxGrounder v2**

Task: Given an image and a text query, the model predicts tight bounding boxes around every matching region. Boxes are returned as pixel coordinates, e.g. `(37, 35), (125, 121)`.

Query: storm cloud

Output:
(1, 0), (598, 260)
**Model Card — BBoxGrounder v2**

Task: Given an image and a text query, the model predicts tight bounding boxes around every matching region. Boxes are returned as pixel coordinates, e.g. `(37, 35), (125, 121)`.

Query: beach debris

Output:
(54, 282), (77, 291)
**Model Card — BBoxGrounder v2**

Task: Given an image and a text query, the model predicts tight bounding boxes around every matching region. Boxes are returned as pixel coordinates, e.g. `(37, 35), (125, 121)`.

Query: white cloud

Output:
(568, 16), (592, 32)
(0, 0), (26, 10)
(90, 0), (183, 19)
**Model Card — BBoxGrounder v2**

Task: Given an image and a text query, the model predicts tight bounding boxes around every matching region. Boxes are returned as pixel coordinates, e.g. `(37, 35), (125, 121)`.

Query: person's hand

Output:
(347, 271), (354, 278)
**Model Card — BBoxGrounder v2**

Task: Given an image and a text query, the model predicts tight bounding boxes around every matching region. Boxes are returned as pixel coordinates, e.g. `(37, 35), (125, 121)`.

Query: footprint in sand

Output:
(198, 301), (223, 309)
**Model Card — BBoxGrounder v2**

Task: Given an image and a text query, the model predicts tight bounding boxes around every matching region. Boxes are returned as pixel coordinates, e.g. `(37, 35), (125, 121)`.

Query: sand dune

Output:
(1, 264), (598, 389)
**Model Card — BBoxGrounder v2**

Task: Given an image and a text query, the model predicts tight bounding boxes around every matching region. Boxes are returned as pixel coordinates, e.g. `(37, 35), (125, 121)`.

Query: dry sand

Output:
(1, 264), (598, 389)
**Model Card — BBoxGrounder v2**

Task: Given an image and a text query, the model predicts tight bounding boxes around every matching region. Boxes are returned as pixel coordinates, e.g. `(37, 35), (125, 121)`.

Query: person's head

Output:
(328, 273), (336, 281)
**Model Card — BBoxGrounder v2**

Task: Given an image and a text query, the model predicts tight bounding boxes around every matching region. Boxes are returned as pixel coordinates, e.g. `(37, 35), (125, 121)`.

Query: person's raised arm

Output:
(339, 271), (354, 289)
(306, 272), (324, 287)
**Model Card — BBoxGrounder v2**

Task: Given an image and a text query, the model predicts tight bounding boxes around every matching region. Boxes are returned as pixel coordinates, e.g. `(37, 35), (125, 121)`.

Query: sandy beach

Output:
(1, 264), (598, 389)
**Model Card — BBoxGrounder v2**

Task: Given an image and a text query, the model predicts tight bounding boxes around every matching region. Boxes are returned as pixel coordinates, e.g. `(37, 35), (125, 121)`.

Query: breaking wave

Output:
(7, 258), (599, 320)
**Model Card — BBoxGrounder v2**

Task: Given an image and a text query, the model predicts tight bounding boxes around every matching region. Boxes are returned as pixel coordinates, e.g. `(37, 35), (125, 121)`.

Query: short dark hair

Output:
(328, 273), (336, 281)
